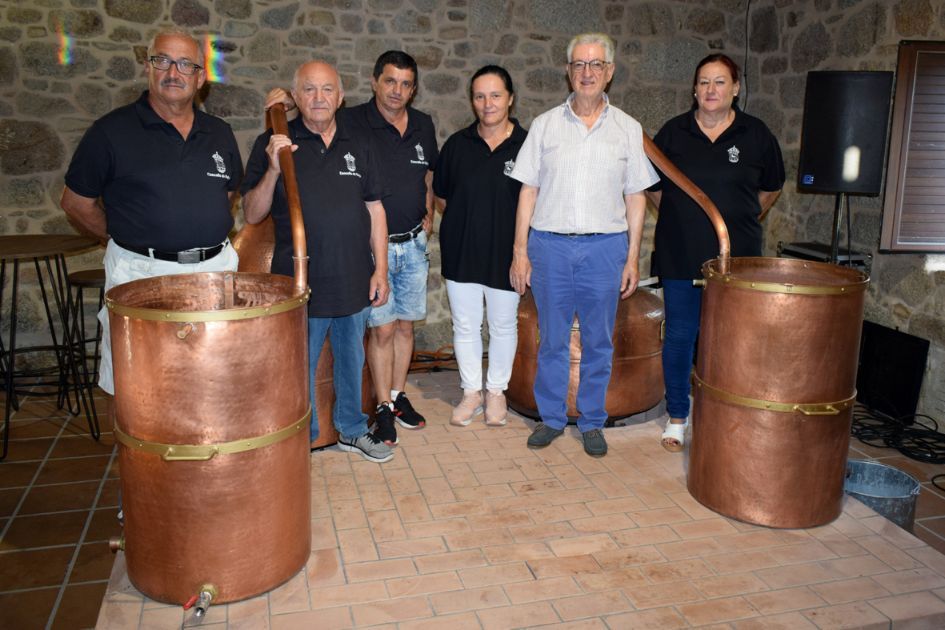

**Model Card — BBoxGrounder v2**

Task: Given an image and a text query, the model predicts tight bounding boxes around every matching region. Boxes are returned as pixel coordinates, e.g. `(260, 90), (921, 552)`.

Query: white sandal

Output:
(661, 418), (689, 452)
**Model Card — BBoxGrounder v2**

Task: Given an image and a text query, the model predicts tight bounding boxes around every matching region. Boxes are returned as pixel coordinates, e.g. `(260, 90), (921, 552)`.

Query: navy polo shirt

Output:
(433, 120), (527, 291)
(242, 116), (382, 318)
(341, 99), (438, 234)
(650, 108), (785, 279)
(64, 91), (241, 252)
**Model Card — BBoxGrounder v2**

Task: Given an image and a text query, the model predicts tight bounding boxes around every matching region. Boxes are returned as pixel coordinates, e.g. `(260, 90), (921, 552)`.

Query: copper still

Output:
(106, 105), (311, 607)
(688, 257), (867, 528)
(642, 137), (869, 529)
(506, 289), (664, 420)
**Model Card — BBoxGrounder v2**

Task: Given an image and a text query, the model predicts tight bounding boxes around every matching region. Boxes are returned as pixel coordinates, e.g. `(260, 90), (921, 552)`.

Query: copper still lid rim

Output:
(701, 257), (868, 295)
(114, 408), (311, 461)
(693, 372), (856, 415)
(105, 289), (310, 322)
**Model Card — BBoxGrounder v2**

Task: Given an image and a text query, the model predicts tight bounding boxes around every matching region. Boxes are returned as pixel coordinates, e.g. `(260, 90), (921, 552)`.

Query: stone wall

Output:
(2, 0), (945, 416)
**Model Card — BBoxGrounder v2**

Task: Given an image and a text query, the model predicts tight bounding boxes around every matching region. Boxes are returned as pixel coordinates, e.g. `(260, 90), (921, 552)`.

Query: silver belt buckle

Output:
(177, 250), (201, 264)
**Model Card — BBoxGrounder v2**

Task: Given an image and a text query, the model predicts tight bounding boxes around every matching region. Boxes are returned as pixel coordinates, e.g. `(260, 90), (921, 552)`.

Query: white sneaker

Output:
(484, 390), (508, 426)
(450, 390), (482, 426)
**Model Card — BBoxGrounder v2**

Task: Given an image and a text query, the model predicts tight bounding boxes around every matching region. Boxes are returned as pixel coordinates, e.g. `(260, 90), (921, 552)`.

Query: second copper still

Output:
(687, 257), (868, 528)
(506, 289), (665, 420)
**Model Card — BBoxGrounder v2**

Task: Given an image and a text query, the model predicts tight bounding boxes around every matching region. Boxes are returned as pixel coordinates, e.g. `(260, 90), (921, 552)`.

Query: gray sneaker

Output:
(338, 432), (394, 463)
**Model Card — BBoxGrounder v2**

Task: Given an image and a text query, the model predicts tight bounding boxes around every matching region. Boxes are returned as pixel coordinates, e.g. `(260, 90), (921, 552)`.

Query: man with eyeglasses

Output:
(60, 28), (242, 401)
(509, 32), (659, 457)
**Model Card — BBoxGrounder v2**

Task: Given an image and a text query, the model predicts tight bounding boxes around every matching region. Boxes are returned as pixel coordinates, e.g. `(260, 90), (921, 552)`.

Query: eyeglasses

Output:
(568, 60), (611, 73)
(148, 55), (203, 76)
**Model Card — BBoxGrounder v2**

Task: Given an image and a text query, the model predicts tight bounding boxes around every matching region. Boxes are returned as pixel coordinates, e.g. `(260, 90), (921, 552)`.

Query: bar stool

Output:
(67, 268), (106, 429)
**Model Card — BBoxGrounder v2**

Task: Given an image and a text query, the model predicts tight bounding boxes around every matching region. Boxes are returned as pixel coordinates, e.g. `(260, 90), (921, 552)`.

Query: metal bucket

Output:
(107, 272), (311, 605)
(844, 459), (921, 532)
(507, 288), (664, 420)
(688, 257), (869, 528)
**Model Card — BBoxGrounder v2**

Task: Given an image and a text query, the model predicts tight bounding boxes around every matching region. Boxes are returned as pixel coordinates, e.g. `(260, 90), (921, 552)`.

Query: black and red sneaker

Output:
(373, 404), (399, 445)
(393, 392), (426, 429)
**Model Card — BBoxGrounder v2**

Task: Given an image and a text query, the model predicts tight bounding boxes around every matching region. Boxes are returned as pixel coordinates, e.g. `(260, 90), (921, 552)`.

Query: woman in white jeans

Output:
(433, 65), (527, 426)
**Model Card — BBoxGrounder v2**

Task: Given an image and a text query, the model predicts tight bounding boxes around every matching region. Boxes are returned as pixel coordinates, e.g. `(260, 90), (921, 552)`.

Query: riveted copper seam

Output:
(114, 409), (311, 461)
(703, 269), (868, 295)
(692, 373), (855, 415)
(105, 290), (309, 322)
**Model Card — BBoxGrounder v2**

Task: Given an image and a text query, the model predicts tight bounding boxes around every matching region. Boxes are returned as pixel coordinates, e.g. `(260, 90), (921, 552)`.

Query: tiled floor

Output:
(3, 370), (945, 629)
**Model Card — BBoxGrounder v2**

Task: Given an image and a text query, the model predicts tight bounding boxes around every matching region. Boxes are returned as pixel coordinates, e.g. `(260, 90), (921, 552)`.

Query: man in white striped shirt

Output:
(509, 32), (659, 457)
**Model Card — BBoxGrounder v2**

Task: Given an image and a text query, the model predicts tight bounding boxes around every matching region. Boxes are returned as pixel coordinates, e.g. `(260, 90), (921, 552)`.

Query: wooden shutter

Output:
(880, 41), (945, 252)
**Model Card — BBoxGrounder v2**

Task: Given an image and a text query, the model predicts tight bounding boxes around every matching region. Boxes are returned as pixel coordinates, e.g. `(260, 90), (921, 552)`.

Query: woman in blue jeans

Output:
(647, 53), (785, 451)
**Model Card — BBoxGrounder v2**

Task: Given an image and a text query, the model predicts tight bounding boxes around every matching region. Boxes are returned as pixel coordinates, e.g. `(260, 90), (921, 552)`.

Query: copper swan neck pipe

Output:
(642, 134), (731, 274)
(267, 104), (309, 295)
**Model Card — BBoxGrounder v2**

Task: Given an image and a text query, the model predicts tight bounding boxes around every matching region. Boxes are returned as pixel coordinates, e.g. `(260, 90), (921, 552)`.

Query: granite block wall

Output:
(1, 0), (944, 415)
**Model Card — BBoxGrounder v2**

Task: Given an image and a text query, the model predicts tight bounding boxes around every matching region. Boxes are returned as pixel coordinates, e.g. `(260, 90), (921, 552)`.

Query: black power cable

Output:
(851, 404), (945, 465)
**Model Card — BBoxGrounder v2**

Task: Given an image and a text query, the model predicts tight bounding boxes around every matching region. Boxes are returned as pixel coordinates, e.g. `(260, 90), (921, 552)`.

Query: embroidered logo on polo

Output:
(727, 145), (740, 164)
(503, 159), (515, 176)
(339, 152), (362, 178)
(206, 151), (230, 179)
(410, 143), (428, 166)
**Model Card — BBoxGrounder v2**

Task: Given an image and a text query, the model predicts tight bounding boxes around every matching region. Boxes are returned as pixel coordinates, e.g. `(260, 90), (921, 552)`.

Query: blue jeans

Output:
(528, 230), (628, 432)
(308, 306), (371, 442)
(368, 230), (429, 327)
(661, 279), (703, 419)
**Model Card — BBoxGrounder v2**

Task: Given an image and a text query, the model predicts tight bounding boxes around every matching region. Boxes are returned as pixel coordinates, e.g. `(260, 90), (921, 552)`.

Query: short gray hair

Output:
(566, 33), (615, 63)
(148, 28), (204, 65)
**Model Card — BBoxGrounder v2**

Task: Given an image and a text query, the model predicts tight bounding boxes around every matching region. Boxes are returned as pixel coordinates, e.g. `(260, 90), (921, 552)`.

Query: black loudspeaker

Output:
(797, 71), (894, 195)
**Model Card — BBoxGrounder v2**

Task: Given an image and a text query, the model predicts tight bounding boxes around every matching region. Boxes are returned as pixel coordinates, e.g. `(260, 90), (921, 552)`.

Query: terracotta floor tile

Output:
(475, 600), (560, 629)
(8, 416), (69, 439)
(917, 486), (945, 519)
(593, 545), (666, 570)
(84, 507), (122, 542)
(459, 562), (533, 588)
(502, 576), (582, 604)
(414, 548), (486, 574)
(918, 516), (945, 538)
(707, 549), (781, 574)
(481, 542), (555, 564)
(378, 535), (447, 558)
(49, 434), (114, 459)
(51, 581), (108, 630)
(269, 605), (352, 629)
(35, 455), (110, 485)
(0, 460), (41, 488)
(330, 498), (368, 530)
(568, 513), (634, 533)
(678, 595), (759, 625)
(611, 524), (679, 548)
(337, 527), (379, 563)
(656, 536), (723, 560)
(553, 589), (633, 620)
(629, 506), (692, 527)
(639, 557), (714, 583)
(1, 510), (88, 549)
(625, 579), (705, 609)
(466, 510), (532, 530)
(306, 548), (345, 587)
(670, 517), (740, 539)
(430, 585), (508, 614)
(810, 576), (891, 604)
(745, 586), (826, 614)
(68, 541), (115, 582)
(573, 567), (648, 592)
(547, 533), (619, 557)
(733, 611), (818, 629)
(310, 516), (338, 550)
(604, 605), (688, 629)
(365, 509), (407, 543)
(394, 493), (434, 522)
(801, 601), (890, 629)
(508, 520), (575, 542)
(268, 570), (311, 615)
(693, 573), (769, 598)
(226, 594), (270, 630)
(345, 557), (417, 582)
(385, 571), (463, 598)
(872, 567), (945, 594)
(351, 594), (433, 625)
(445, 527), (514, 551)
(3, 436), (55, 461)
(914, 525), (945, 555)
(138, 605), (185, 627)
(856, 534), (923, 570)
(0, 547), (74, 590)
(397, 611), (481, 630)
(0, 587), (59, 630)
(527, 554), (601, 579)
(18, 480), (100, 514)
(0, 487), (25, 516)
(308, 580), (390, 611)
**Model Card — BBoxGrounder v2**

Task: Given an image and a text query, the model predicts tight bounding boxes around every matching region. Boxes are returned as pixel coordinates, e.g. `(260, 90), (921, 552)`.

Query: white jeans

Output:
(97, 239), (239, 394)
(445, 279), (519, 392)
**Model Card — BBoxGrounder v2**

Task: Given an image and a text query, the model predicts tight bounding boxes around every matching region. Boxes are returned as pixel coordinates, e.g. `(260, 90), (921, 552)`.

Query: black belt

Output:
(549, 232), (604, 238)
(114, 239), (226, 264)
(388, 224), (423, 243)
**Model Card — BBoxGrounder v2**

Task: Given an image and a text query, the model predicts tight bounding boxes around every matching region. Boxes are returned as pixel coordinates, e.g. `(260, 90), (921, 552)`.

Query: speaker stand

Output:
(829, 192), (847, 264)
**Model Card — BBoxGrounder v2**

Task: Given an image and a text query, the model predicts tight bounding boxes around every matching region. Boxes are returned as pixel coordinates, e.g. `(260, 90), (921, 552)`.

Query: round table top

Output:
(0, 234), (101, 260)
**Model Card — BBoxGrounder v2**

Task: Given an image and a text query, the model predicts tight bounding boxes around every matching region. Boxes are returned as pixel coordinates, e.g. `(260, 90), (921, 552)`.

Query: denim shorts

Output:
(368, 229), (429, 327)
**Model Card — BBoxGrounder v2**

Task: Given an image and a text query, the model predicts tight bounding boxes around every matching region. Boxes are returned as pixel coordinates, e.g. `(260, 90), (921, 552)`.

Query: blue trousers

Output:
(661, 279), (703, 419)
(308, 306), (371, 442)
(528, 230), (628, 431)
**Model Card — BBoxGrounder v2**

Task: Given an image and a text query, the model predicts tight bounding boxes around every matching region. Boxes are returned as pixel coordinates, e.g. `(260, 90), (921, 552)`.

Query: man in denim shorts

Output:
(346, 51), (438, 444)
